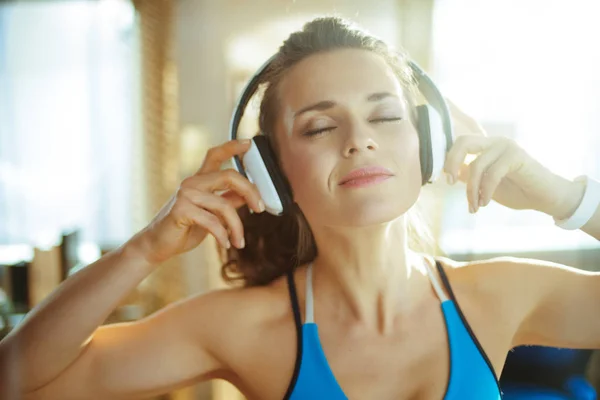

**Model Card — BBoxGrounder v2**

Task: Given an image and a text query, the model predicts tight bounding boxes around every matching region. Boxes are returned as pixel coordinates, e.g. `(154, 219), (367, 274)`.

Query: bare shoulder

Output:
(431, 254), (535, 294)
(181, 275), (291, 327)
(183, 273), (295, 373)
(433, 253), (600, 350)
(426, 254), (538, 371)
(429, 254), (584, 330)
(184, 277), (290, 324)
(433, 254), (585, 293)
(426, 254), (536, 330)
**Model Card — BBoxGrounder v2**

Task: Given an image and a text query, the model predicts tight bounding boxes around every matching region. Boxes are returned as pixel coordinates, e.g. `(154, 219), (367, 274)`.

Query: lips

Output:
(338, 166), (394, 185)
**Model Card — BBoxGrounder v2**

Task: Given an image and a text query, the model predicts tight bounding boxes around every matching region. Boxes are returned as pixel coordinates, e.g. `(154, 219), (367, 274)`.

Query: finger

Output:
(466, 143), (507, 213)
(444, 135), (493, 182)
(178, 188), (246, 248)
(197, 139), (252, 174)
(220, 190), (250, 209)
(456, 162), (470, 184)
(174, 203), (231, 249)
(479, 150), (520, 208)
(182, 169), (264, 213)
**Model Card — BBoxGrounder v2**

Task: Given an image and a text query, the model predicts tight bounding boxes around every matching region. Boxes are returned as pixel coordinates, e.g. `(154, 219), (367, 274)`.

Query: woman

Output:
(2, 16), (599, 400)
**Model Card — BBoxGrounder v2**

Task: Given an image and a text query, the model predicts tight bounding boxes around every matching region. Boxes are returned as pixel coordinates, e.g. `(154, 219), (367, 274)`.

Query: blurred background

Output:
(0, 0), (599, 399)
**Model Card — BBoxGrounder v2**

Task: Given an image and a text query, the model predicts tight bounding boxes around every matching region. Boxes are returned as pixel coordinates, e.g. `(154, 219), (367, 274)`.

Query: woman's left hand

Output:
(444, 100), (585, 218)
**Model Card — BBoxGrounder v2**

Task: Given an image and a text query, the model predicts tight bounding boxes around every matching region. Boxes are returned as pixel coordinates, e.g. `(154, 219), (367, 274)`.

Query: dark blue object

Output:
(500, 346), (596, 400)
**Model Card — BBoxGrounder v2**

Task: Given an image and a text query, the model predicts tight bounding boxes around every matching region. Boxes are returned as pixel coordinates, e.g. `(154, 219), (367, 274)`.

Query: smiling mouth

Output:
(338, 166), (394, 186)
(339, 174), (393, 188)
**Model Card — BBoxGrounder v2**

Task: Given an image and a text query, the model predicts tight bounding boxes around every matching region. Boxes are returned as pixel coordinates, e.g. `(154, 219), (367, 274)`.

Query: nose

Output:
(342, 117), (379, 157)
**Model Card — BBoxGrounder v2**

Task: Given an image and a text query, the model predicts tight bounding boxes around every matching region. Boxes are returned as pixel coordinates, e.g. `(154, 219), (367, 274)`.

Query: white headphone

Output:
(230, 56), (454, 216)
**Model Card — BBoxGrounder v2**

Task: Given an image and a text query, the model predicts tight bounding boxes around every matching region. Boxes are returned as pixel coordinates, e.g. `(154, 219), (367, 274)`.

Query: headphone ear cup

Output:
(251, 135), (294, 214)
(416, 105), (433, 186)
(416, 104), (448, 185)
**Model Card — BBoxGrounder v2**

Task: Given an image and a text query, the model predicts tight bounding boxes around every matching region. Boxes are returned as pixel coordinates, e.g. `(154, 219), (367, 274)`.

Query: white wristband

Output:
(554, 175), (600, 230)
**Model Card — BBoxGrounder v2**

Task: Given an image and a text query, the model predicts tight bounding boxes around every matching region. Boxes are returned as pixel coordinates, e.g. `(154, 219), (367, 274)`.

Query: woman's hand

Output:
(444, 100), (585, 217)
(128, 139), (266, 266)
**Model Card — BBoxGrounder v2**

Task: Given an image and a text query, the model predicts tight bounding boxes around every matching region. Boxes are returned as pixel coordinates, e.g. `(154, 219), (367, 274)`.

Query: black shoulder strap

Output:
(435, 260), (457, 301)
(283, 271), (303, 400)
(434, 260), (503, 396)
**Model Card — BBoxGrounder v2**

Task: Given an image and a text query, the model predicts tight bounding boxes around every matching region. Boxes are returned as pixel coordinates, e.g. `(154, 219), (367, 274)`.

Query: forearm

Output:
(0, 239), (156, 393)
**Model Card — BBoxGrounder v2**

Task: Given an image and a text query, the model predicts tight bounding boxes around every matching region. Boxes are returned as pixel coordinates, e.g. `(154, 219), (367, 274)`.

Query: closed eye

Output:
(370, 117), (403, 124)
(303, 117), (402, 137)
(303, 127), (336, 137)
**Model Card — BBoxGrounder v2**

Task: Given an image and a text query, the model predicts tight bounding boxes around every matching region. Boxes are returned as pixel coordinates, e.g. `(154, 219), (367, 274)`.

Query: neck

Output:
(310, 215), (429, 335)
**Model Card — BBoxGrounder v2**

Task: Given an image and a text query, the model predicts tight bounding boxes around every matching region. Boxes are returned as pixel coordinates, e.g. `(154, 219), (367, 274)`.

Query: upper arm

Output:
(25, 290), (234, 400)
(493, 257), (600, 349)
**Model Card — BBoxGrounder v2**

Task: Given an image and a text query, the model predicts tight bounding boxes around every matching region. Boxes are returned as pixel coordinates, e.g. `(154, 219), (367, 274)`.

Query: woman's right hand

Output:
(128, 139), (266, 266)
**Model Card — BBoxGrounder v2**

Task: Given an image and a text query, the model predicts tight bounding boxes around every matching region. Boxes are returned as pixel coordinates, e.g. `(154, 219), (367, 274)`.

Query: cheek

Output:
(390, 128), (422, 169)
(281, 145), (331, 198)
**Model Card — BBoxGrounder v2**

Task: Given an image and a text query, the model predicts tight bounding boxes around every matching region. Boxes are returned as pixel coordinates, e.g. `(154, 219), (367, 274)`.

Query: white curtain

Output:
(431, 0), (600, 254)
(0, 0), (137, 248)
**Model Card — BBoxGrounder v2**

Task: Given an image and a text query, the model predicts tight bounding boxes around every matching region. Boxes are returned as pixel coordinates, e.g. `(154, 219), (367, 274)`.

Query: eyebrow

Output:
(293, 91), (399, 118)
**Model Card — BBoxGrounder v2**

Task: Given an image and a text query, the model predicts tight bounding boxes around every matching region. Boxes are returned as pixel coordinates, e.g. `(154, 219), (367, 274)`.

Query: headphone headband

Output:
(229, 55), (453, 148)
(229, 52), (454, 207)
(407, 60), (453, 153)
(229, 55), (277, 178)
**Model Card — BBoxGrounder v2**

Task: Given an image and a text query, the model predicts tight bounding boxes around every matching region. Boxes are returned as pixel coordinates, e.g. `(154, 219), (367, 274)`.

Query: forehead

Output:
(278, 49), (404, 108)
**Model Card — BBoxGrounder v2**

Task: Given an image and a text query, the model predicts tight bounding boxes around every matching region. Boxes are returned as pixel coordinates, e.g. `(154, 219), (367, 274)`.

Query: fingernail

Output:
(258, 199), (266, 212)
(479, 197), (484, 207)
(469, 204), (474, 214)
(241, 139), (251, 145)
(239, 238), (245, 248)
(225, 240), (231, 249)
(446, 173), (453, 185)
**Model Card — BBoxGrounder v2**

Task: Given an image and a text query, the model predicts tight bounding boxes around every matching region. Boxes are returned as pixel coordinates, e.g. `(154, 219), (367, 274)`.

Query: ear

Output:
(446, 98), (487, 137)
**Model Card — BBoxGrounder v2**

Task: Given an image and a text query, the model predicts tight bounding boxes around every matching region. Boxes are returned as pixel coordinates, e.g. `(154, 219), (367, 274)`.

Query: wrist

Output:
(120, 234), (159, 271)
(541, 175), (587, 220)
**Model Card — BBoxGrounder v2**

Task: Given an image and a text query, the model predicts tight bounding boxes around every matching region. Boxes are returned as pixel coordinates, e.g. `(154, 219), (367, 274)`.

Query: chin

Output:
(297, 176), (422, 228)
(341, 200), (413, 227)
(303, 197), (415, 229)
(339, 181), (421, 226)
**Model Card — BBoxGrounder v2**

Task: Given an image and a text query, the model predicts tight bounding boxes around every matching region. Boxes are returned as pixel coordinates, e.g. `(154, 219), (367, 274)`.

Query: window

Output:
(0, 0), (138, 249)
(432, 0), (600, 253)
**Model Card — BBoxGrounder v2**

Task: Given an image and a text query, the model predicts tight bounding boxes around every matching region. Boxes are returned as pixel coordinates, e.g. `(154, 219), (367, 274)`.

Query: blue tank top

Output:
(282, 259), (503, 399)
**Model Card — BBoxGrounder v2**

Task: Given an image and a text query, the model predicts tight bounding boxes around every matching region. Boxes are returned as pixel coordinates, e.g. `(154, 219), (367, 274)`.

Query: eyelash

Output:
(303, 117), (403, 137)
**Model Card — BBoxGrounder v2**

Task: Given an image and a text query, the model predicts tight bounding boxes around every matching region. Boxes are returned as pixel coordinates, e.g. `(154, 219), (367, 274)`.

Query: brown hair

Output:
(221, 16), (435, 287)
